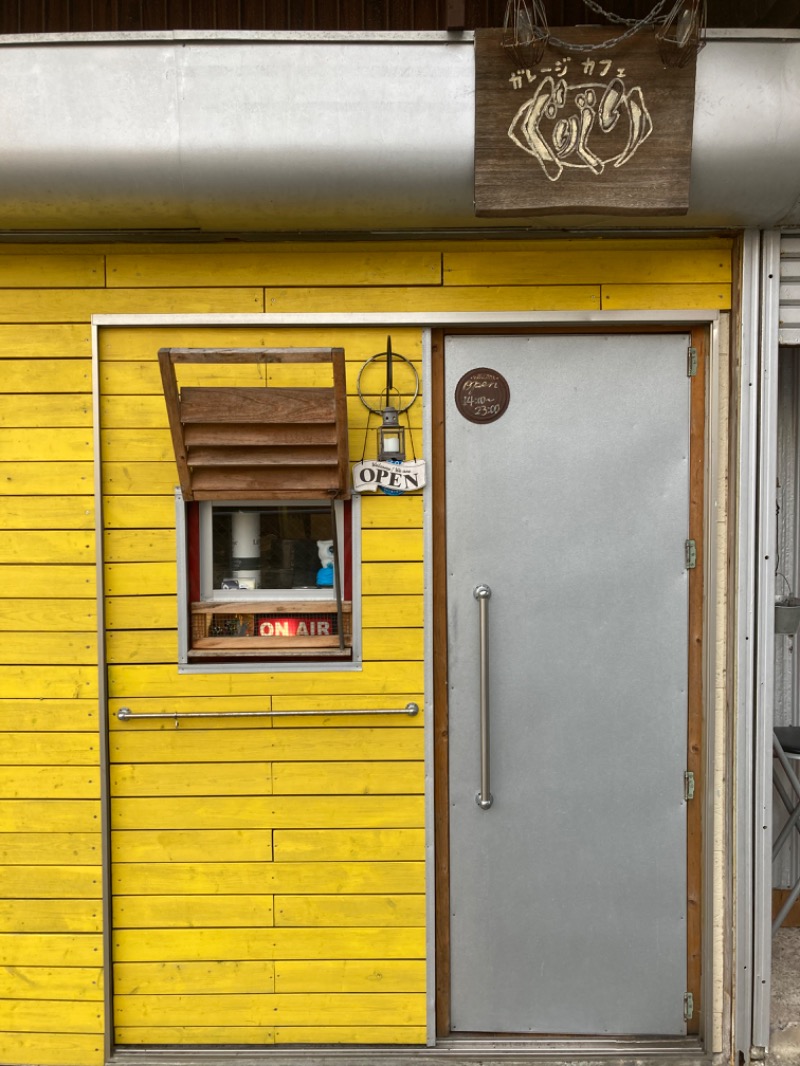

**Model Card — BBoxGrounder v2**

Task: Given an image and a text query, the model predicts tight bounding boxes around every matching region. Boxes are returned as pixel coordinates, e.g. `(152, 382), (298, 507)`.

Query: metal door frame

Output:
(425, 319), (718, 1053)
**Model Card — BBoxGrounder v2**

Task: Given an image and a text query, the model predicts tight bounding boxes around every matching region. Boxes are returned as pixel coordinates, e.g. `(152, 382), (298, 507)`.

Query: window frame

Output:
(175, 488), (363, 673)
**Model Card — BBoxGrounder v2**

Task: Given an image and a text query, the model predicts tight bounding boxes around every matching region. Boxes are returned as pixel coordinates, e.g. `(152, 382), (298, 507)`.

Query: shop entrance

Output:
(434, 331), (704, 1038)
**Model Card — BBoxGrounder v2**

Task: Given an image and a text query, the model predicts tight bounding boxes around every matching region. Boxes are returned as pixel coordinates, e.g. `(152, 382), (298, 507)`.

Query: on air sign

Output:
(257, 616), (334, 637)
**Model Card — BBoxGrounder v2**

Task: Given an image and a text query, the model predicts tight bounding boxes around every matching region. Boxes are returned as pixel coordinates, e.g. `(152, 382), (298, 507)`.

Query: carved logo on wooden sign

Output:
(475, 28), (696, 217)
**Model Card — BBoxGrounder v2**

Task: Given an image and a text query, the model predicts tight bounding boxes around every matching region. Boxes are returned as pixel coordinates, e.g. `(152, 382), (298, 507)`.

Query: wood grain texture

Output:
(107, 251), (441, 287)
(474, 28), (696, 216)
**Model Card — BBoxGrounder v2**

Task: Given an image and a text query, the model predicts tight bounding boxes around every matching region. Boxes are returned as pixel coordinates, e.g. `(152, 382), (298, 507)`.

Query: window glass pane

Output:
(206, 504), (338, 596)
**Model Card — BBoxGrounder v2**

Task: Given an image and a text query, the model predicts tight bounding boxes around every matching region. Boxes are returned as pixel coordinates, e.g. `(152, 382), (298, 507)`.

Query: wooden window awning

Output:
(159, 347), (350, 501)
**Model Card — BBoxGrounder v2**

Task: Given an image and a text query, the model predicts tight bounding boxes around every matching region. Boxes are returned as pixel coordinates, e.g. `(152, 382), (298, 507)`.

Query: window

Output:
(178, 494), (358, 667)
(160, 345), (357, 671)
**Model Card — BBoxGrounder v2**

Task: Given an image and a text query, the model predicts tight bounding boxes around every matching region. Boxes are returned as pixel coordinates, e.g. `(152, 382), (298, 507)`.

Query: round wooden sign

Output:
(454, 366), (510, 424)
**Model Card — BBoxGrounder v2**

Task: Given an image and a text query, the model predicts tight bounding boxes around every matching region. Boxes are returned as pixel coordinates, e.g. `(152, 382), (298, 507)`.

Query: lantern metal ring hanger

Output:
(357, 336), (420, 463)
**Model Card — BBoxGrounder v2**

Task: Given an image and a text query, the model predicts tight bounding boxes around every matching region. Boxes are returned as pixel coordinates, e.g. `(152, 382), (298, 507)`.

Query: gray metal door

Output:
(445, 333), (691, 1036)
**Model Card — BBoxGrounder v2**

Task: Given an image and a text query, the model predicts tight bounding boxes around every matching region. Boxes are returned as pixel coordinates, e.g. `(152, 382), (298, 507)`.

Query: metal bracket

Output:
(687, 346), (698, 376)
(684, 770), (695, 801)
(685, 539), (697, 570)
(684, 991), (694, 1021)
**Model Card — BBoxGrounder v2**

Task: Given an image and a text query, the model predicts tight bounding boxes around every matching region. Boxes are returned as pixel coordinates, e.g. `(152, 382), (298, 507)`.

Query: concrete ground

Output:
(769, 928), (800, 1063)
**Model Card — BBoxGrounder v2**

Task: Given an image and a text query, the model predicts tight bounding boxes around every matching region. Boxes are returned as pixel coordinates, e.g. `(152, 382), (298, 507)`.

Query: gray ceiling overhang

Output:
(0, 30), (799, 233)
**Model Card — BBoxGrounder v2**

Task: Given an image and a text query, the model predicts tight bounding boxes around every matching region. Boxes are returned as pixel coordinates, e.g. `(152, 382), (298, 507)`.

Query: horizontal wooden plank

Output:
(0, 701), (97, 733)
(0, 766), (100, 800)
(0, 428), (93, 462)
(1, 360), (91, 393)
(361, 527), (423, 562)
(272, 761), (423, 796)
(444, 247), (732, 286)
(362, 562), (424, 596)
(0, 933), (103, 967)
(0, 964), (102, 1000)
(0, 599), (95, 632)
(0, 899), (101, 933)
(113, 926), (425, 963)
(101, 429), (173, 463)
(360, 493), (422, 529)
(105, 562), (175, 596)
(114, 894), (275, 929)
(110, 727), (423, 764)
(0, 462), (93, 496)
(275, 1025), (425, 1044)
(0, 394), (92, 429)
(2, 997), (103, 1033)
(0, 566), (95, 599)
(275, 894), (425, 927)
(101, 395), (169, 430)
(111, 762), (273, 797)
(114, 1025), (274, 1045)
(275, 959), (426, 993)
(181, 385), (336, 425)
(106, 596), (175, 630)
(108, 660), (425, 698)
(362, 595), (423, 628)
(0, 287), (263, 323)
(114, 959), (274, 996)
(0, 324), (91, 357)
(111, 829), (272, 864)
(0, 833), (100, 865)
(0, 497), (94, 537)
(266, 284), (601, 312)
(0, 732), (99, 766)
(107, 251), (442, 288)
(273, 828), (424, 863)
(601, 283), (731, 310)
(0, 666), (96, 698)
(780, 307), (800, 325)
(0, 634), (97, 666)
(0, 1032), (103, 1066)
(103, 494), (175, 529)
(0, 863), (101, 895)
(112, 861), (424, 897)
(0, 529), (94, 566)
(102, 463), (179, 496)
(104, 529), (175, 563)
(0, 799), (100, 833)
(114, 991), (424, 1027)
(362, 629), (423, 662)
(780, 256), (800, 280)
(0, 254), (103, 288)
(111, 794), (423, 831)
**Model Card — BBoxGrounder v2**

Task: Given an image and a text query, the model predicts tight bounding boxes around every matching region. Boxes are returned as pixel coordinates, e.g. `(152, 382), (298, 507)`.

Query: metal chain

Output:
(580, 0), (670, 26)
(547, 0), (673, 51)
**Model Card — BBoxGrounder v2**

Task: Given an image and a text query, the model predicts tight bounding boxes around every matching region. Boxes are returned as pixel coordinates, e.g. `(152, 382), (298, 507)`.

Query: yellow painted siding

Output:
(0, 236), (733, 1061)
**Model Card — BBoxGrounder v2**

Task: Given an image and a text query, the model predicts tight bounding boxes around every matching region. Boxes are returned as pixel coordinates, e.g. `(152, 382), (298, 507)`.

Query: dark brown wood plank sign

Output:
(474, 27), (696, 216)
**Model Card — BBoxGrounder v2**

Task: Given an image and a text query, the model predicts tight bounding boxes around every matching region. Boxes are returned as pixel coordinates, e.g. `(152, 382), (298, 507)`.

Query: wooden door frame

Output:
(431, 324), (707, 1039)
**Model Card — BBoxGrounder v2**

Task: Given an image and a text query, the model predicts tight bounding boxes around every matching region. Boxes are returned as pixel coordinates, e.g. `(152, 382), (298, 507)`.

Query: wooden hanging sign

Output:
(474, 27), (696, 217)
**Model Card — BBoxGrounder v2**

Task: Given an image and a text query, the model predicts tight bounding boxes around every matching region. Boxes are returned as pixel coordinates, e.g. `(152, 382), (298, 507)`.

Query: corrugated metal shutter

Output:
(780, 235), (800, 345)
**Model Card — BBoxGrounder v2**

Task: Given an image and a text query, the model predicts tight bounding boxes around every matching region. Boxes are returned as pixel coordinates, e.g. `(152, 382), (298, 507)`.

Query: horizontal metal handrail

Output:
(117, 703), (419, 724)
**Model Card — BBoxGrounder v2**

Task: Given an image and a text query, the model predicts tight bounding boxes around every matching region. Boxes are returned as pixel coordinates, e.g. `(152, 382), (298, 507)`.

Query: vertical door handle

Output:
(474, 584), (493, 810)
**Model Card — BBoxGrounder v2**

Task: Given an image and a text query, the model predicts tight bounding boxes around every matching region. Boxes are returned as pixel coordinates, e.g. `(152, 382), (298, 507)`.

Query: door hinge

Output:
(688, 347), (698, 376)
(685, 539), (697, 569)
(684, 771), (695, 801)
(684, 992), (694, 1022)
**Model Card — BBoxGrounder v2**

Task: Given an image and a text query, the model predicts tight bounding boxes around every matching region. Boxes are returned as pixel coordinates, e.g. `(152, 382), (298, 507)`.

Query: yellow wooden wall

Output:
(0, 236), (732, 1064)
